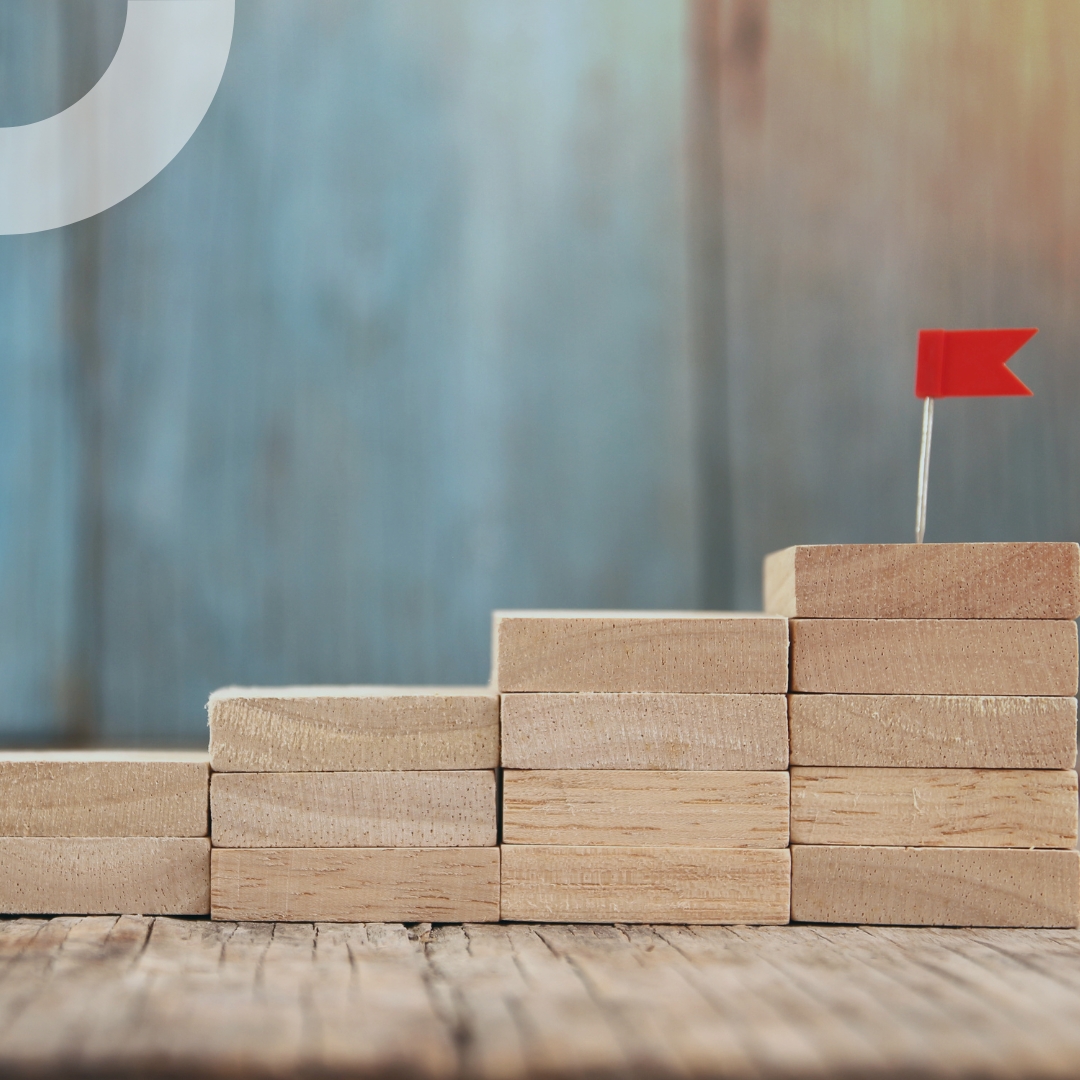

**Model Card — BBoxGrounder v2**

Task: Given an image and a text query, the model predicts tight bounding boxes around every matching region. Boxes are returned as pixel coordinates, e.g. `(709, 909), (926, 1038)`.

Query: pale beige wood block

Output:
(208, 686), (498, 771)
(211, 848), (500, 922)
(211, 771), (496, 847)
(790, 619), (1078, 695)
(0, 838), (209, 915)
(791, 846), (1080, 928)
(0, 751), (208, 837)
(493, 612), (789, 693)
(500, 846), (790, 924)
(790, 767), (1078, 848)
(789, 694), (1078, 769)
(503, 771), (789, 847)
(764, 542), (1080, 619)
(501, 693), (788, 770)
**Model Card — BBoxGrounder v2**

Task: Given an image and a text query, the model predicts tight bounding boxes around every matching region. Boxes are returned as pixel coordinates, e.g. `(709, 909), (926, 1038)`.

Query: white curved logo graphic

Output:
(0, 0), (234, 235)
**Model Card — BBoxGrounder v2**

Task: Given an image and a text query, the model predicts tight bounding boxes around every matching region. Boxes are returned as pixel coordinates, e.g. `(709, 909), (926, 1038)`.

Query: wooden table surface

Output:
(1, 917), (1079, 1078)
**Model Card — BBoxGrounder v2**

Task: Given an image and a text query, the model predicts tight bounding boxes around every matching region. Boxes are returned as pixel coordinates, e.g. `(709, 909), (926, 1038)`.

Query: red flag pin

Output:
(913, 328), (1037, 542)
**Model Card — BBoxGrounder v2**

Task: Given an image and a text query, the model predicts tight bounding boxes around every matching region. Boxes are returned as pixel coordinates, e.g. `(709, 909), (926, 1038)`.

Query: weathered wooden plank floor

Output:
(0, 918), (1078, 1078)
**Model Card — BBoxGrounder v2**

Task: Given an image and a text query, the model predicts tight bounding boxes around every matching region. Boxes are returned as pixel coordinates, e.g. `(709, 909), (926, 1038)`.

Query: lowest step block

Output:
(0, 752), (211, 916)
(0, 751), (209, 837)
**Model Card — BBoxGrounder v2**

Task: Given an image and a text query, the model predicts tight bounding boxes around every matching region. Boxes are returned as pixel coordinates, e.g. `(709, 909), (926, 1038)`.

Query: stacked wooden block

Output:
(766, 542), (1080, 927)
(207, 687), (501, 921)
(0, 751), (209, 914)
(496, 612), (792, 923)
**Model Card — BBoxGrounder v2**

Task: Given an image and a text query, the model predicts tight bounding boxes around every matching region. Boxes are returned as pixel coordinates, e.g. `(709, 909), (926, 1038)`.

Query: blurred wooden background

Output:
(694, 0), (1080, 610)
(0, 0), (1077, 744)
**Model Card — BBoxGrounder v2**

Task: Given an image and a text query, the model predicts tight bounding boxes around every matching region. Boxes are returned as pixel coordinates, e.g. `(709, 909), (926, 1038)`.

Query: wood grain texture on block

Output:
(501, 693), (788, 770)
(0, 751), (208, 833)
(208, 686), (498, 771)
(0, 838), (210, 915)
(211, 771), (496, 848)
(500, 846), (790, 924)
(503, 771), (789, 847)
(791, 846), (1080, 928)
(764, 542), (1080, 619)
(790, 767), (1078, 848)
(789, 694), (1078, 769)
(211, 848), (500, 923)
(790, 619), (1078, 695)
(0, 751), (209, 837)
(493, 612), (789, 693)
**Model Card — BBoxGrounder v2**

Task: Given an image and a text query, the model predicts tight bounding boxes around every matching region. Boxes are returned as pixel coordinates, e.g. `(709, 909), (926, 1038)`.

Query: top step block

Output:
(208, 687), (498, 772)
(764, 543), (1080, 619)
(493, 612), (789, 693)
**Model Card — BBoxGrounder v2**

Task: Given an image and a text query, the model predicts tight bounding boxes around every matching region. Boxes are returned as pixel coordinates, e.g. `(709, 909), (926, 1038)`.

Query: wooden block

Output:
(211, 848), (500, 922)
(790, 767), (1078, 848)
(0, 838), (210, 915)
(503, 771), (789, 847)
(791, 846), (1080, 927)
(208, 686), (498, 771)
(493, 612), (789, 693)
(789, 694), (1078, 769)
(500, 846), (790, 924)
(0, 751), (208, 837)
(764, 542), (1080, 619)
(790, 619), (1078, 695)
(211, 771), (496, 847)
(501, 692), (788, 769)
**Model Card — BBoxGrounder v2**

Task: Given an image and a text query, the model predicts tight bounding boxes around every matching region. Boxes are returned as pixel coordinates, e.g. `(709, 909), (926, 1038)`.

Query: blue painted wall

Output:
(0, 0), (696, 743)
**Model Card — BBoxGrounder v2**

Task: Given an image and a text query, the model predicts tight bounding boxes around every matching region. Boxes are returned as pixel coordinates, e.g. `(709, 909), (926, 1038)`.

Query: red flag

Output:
(915, 328), (1037, 398)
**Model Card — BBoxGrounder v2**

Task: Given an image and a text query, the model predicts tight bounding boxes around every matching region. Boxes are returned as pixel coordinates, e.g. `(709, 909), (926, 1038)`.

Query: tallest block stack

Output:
(766, 543), (1080, 927)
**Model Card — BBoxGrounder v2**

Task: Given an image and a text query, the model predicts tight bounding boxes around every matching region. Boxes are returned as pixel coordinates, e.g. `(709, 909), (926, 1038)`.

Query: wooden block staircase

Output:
(1, 543), (1076, 926)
